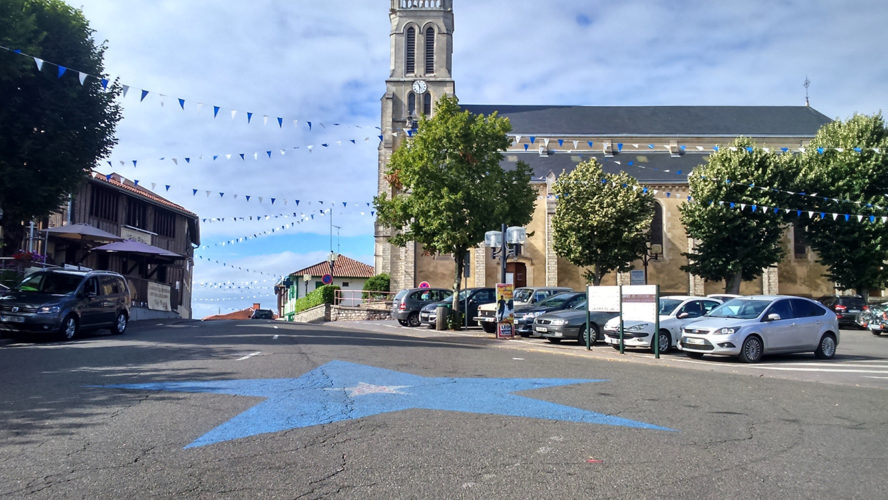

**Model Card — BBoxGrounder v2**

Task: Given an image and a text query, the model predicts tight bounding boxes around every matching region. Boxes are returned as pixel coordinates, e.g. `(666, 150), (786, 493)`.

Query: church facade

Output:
(376, 0), (835, 297)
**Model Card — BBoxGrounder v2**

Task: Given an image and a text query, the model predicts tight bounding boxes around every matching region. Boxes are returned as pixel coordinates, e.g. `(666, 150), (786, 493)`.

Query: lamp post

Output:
(642, 242), (663, 284)
(327, 251), (339, 280)
(484, 225), (527, 284)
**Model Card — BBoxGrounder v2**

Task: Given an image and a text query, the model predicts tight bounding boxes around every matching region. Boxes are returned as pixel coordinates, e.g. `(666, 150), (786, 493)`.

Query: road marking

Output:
(513, 357), (525, 361)
(236, 351), (261, 361)
(864, 376), (888, 380)
(750, 366), (888, 374)
(756, 362), (888, 369)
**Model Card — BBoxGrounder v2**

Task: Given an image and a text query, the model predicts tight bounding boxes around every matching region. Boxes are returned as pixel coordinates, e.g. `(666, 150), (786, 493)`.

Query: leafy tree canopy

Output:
(0, 0), (121, 253)
(796, 113), (888, 297)
(680, 137), (795, 293)
(374, 95), (535, 308)
(551, 159), (655, 285)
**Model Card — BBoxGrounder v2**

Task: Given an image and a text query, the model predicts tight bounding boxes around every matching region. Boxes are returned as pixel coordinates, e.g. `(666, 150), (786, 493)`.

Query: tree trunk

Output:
(451, 250), (465, 330)
(725, 272), (742, 294)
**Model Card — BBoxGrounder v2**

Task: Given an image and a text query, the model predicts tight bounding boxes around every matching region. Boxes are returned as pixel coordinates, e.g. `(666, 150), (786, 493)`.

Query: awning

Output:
(42, 223), (123, 242)
(91, 239), (183, 259)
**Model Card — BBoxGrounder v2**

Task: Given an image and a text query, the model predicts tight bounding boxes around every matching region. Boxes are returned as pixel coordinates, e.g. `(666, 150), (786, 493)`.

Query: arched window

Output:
(407, 92), (416, 116)
(423, 92), (431, 116)
(405, 27), (415, 74)
(650, 202), (664, 245)
(425, 26), (435, 74)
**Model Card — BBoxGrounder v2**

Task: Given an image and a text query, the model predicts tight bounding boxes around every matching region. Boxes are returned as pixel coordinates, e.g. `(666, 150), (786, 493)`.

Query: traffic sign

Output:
(418, 281), (430, 288)
(321, 274), (333, 285)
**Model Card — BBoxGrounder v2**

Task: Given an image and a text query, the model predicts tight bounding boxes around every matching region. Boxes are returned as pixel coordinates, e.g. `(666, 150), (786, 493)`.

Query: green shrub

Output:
(362, 273), (390, 299)
(293, 285), (339, 314)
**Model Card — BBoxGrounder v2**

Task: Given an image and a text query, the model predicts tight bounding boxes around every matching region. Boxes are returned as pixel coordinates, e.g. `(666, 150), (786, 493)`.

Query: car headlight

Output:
(549, 319), (568, 326)
(37, 305), (60, 314)
(625, 323), (648, 332)
(713, 327), (738, 335)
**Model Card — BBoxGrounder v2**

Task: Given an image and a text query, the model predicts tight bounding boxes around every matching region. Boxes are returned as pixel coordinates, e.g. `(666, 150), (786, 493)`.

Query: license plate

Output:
(535, 326), (548, 333)
(1, 315), (25, 323)
(685, 337), (705, 345)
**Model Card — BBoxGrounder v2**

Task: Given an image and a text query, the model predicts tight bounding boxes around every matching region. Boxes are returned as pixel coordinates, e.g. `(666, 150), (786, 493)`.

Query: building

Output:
(375, 0), (835, 297)
(276, 254), (375, 320)
(39, 172), (200, 319)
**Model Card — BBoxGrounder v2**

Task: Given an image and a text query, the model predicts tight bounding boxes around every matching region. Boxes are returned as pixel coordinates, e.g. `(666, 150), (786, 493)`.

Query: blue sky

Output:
(54, 0), (887, 318)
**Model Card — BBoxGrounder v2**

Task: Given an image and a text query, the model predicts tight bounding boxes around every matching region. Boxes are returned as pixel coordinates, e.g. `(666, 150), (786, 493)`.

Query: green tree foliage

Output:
(362, 273), (390, 299)
(0, 0), (121, 253)
(795, 114), (888, 298)
(551, 159), (655, 285)
(680, 137), (795, 293)
(374, 95), (536, 314)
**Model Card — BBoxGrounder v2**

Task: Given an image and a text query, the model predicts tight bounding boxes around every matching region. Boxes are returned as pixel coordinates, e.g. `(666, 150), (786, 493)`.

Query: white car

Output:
(603, 296), (722, 353)
(680, 295), (839, 363)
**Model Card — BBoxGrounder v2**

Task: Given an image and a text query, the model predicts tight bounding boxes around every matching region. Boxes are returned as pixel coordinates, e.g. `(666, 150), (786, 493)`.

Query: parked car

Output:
(513, 292), (586, 337)
(707, 293), (741, 303)
(251, 309), (275, 320)
(474, 286), (573, 333)
(603, 296), (722, 353)
(816, 295), (866, 327)
(391, 287), (452, 327)
(419, 287), (496, 328)
(0, 269), (131, 340)
(533, 301), (619, 345)
(680, 295), (839, 363)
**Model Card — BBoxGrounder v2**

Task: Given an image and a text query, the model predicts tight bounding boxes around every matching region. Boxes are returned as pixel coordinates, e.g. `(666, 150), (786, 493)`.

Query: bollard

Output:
(435, 305), (448, 330)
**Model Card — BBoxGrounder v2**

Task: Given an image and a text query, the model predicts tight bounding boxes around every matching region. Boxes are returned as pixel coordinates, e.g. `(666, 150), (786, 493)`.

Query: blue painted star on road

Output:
(100, 361), (674, 448)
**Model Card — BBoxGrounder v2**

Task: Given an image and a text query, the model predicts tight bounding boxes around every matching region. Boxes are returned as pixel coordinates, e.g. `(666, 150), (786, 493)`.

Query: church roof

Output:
(503, 151), (706, 184)
(461, 105), (832, 137)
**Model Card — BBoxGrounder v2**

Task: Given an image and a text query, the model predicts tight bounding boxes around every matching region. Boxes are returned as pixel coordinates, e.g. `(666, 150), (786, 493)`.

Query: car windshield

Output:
(571, 299), (588, 310)
(537, 293), (576, 308)
(17, 272), (83, 294)
(455, 289), (473, 300)
(707, 299), (771, 319)
(658, 299), (683, 315)
(512, 288), (534, 302)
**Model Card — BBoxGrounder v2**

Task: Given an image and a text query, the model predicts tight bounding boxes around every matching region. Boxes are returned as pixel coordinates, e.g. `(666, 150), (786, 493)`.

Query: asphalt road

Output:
(1, 319), (886, 498)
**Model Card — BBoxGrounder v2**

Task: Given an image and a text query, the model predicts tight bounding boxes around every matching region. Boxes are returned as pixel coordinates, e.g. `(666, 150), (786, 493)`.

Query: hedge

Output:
(292, 285), (339, 314)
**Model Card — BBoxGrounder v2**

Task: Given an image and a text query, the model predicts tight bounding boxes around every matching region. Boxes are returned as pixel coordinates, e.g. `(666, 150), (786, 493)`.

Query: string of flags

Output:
(197, 278), (279, 287)
(0, 44), (377, 133)
(509, 136), (883, 157)
(194, 294), (274, 303)
(99, 135), (378, 170)
(195, 255), (280, 278)
(198, 208), (373, 248)
(200, 204), (375, 224)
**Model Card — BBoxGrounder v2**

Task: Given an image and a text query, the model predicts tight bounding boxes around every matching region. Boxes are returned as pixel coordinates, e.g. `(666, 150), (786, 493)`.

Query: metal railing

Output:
(333, 289), (397, 308)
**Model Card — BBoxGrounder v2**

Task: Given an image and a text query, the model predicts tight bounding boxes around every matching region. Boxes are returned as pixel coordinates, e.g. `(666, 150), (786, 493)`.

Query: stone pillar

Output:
(473, 246), (487, 287)
(762, 266), (779, 295)
(545, 182), (558, 286)
(687, 237), (705, 295)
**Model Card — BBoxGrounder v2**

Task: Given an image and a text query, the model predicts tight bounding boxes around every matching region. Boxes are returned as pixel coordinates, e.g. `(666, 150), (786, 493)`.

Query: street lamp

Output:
(484, 225), (526, 284)
(327, 251), (339, 280)
(642, 242), (663, 284)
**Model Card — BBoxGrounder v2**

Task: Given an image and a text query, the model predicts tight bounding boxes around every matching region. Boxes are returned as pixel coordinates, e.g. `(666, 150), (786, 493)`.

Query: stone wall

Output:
(290, 304), (392, 323)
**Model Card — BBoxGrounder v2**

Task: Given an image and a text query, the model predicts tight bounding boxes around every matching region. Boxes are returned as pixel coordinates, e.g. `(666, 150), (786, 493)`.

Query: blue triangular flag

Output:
(751, 204), (757, 212)
(247, 112), (253, 123)
(213, 106), (220, 118)
(246, 195), (251, 202)
(529, 136), (536, 144)
(101, 78), (109, 90)
(714, 146), (719, 152)
(178, 98), (185, 109)
(134, 180), (139, 186)
(845, 214), (850, 221)
(617, 143), (623, 151)
(266, 151), (272, 158)
(587, 141), (593, 147)
(213, 155), (218, 161)
(165, 185), (170, 191)
(307, 121), (312, 130)
(193, 189), (198, 196)
(295, 200), (299, 206)
(342, 202), (347, 207)
(817, 147), (824, 154)
(105, 174), (112, 181)
(676, 170), (682, 175)
(185, 158), (190, 163)
(277, 117), (283, 128)
(140, 89), (149, 102)
(350, 139), (356, 144)
(558, 139), (564, 147)
(524, 144), (529, 151)
(132, 160), (137, 167)
(219, 192), (224, 198)
(746, 146), (753, 153)
(271, 198), (276, 205)
(729, 202), (735, 209)
(322, 143), (329, 147)
(239, 153), (245, 160)
(57, 65), (67, 78)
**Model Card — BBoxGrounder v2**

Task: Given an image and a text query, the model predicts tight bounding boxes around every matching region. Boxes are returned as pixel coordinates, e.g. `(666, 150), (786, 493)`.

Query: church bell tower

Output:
(376, 0), (455, 290)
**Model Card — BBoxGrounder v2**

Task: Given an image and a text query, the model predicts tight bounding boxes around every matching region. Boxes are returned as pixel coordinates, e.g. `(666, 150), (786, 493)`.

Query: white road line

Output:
(236, 351), (261, 361)
(756, 363), (888, 369)
(864, 376), (888, 380)
(750, 366), (888, 374)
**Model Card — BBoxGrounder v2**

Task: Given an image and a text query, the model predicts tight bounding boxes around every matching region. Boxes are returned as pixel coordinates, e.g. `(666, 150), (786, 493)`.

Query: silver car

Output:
(679, 295), (839, 363)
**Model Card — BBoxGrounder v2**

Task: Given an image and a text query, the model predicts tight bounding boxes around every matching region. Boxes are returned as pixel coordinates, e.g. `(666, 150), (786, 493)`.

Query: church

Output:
(375, 0), (834, 297)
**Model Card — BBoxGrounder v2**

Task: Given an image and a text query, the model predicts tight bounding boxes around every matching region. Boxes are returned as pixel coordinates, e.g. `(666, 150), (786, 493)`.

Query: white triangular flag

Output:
(832, 213), (838, 220)
(231, 110), (237, 119)
(740, 203), (746, 210)
(34, 57), (44, 71)
(858, 215), (864, 222)
(78, 72), (87, 85)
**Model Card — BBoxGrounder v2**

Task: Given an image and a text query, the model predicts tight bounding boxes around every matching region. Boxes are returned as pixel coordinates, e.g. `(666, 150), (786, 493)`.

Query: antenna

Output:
(332, 225), (342, 253)
(804, 76), (810, 107)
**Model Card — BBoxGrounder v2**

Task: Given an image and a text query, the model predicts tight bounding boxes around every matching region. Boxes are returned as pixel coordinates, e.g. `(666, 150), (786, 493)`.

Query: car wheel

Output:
(578, 324), (600, 345)
(611, 344), (621, 350)
(59, 315), (78, 341)
(738, 335), (763, 363)
(686, 352), (705, 359)
(111, 312), (127, 335)
(397, 319), (408, 326)
(814, 333), (837, 359)
(871, 330), (881, 336)
(547, 338), (561, 344)
(481, 323), (496, 334)
(407, 312), (420, 327)
(653, 329), (671, 354)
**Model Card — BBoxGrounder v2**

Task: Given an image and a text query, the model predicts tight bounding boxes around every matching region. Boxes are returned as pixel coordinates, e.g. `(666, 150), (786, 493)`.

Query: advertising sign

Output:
(587, 285), (620, 312)
(621, 285), (658, 323)
(495, 283), (515, 339)
(147, 282), (171, 311)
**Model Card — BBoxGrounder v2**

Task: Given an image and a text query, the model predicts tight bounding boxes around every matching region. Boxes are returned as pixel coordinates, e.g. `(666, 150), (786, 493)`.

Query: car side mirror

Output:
(678, 312), (689, 319)
(766, 313), (781, 321)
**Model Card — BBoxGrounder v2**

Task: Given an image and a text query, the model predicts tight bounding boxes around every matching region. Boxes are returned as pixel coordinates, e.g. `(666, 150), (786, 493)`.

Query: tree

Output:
(362, 273), (390, 300)
(551, 159), (655, 285)
(679, 137), (795, 293)
(374, 95), (536, 319)
(0, 0), (121, 254)
(796, 113), (888, 298)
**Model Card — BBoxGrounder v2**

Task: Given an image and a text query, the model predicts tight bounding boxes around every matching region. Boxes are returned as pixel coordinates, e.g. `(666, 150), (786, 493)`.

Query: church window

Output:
(650, 202), (663, 246)
(423, 92), (432, 116)
(407, 92), (416, 116)
(425, 27), (435, 74)
(405, 27), (416, 74)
